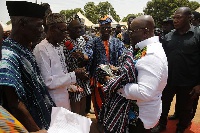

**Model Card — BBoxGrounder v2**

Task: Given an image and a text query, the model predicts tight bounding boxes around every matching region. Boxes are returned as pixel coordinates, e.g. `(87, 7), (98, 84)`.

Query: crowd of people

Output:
(0, 1), (200, 133)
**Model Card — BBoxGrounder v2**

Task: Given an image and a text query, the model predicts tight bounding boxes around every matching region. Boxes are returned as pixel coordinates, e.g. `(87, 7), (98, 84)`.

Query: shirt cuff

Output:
(69, 72), (76, 84)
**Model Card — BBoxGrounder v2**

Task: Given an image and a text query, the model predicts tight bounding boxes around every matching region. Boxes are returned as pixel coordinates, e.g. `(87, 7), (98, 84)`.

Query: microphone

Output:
(64, 40), (76, 52)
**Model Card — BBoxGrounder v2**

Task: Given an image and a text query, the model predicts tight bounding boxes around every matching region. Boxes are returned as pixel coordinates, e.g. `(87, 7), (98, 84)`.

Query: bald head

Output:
(130, 15), (155, 31)
(129, 15), (155, 46)
(175, 7), (192, 16)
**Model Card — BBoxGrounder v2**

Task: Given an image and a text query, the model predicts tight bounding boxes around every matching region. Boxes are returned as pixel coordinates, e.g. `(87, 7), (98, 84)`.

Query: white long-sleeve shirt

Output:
(33, 39), (76, 110)
(118, 36), (168, 129)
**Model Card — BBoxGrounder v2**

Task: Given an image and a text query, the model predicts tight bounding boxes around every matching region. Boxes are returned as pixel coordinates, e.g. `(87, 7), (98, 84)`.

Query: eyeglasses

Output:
(129, 27), (149, 35)
(101, 26), (112, 30)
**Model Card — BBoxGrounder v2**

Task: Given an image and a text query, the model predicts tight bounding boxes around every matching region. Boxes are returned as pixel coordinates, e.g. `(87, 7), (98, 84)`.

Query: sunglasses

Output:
(129, 27), (149, 35)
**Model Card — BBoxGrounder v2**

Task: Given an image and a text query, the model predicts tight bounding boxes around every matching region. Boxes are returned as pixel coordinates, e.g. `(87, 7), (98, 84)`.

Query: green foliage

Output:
(60, 1), (120, 24)
(84, 1), (120, 23)
(143, 0), (200, 27)
(121, 13), (143, 22)
(60, 8), (84, 20)
(84, 2), (99, 24)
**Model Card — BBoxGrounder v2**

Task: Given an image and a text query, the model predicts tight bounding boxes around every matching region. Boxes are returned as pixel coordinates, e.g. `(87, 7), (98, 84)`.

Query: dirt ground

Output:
(87, 96), (200, 133)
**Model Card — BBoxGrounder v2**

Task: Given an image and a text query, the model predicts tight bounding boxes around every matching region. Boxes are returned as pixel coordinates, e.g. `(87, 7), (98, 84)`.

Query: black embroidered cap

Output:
(6, 1), (46, 19)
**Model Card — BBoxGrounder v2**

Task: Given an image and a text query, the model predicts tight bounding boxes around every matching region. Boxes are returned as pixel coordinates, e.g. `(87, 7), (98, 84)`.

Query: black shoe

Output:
(176, 128), (185, 133)
(168, 114), (179, 120)
(151, 124), (166, 133)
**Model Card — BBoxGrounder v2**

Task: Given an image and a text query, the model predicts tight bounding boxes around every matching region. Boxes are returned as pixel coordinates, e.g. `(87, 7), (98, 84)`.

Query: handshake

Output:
(96, 64), (117, 84)
(74, 67), (89, 81)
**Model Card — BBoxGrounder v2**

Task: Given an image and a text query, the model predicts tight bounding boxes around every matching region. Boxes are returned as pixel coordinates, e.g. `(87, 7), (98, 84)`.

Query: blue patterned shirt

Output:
(85, 36), (125, 77)
(0, 38), (56, 130)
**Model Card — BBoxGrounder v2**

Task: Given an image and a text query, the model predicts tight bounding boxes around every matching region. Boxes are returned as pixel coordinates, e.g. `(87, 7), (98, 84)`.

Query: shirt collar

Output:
(174, 25), (195, 35)
(135, 36), (159, 50)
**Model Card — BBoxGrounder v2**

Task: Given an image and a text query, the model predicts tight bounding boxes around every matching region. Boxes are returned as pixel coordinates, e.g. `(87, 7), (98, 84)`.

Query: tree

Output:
(84, 2), (99, 24)
(143, 0), (200, 27)
(84, 1), (120, 24)
(60, 8), (84, 20)
(121, 13), (143, 22)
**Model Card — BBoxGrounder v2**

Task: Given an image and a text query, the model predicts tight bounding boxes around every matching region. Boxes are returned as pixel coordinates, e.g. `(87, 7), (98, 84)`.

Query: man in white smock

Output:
(33, 13), (88, 110)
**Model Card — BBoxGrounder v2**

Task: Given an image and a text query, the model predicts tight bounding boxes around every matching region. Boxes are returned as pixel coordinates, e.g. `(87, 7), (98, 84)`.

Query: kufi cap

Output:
(46, 13), (66, 25)
(6, 1), (45, 19)
(99, 15), (112, 25)
(41, 3), (52, 17)
(66, 14), (81, 25)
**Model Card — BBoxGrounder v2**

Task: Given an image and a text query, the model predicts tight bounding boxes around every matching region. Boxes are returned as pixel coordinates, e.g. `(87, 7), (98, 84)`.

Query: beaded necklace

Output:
(134, 46), (147, 60)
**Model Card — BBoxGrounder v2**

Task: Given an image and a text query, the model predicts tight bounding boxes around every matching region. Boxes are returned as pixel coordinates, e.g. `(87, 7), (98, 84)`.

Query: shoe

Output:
(168, 113), (179, 120)
(151, 124), (166, 133)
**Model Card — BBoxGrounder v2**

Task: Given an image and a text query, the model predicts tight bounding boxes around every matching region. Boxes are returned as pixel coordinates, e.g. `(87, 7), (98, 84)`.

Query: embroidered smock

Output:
(0, 38), (56, 130)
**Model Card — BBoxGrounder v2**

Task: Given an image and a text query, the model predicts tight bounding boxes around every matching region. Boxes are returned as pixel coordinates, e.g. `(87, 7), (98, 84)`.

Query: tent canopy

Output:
(196, 7), (200, 13)
(77, 12), (94, 27)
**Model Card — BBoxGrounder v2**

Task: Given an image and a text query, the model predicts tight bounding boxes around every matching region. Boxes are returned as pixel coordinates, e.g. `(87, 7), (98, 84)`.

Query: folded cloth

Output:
(48, 107), (92, 133)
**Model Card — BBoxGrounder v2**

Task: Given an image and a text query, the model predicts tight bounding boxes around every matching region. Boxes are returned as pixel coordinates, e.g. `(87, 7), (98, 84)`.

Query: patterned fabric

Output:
(46, 13), (65, 25)
(0, 38), (56, 130)
(62, 36), (91, 102)
(85, 36), (125, 77)
(84, 36), (125, 118)
(134, 46), (147, 60)
(0, 106), (28, 133)
(99, 15), (112, 25)
(99, 50), (139, 133)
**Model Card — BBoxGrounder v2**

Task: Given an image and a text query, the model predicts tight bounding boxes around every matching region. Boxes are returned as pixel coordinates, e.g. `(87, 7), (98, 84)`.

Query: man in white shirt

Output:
(122, 15), (168, 132)
(33, 13), (88, 110)
(100, 15), (168, 133)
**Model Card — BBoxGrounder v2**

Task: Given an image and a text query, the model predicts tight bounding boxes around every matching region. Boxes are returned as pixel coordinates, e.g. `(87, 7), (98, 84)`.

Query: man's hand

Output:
(74, 67), (89, 80)
(109, 65), (119, 71)
(190, 85), (200, 99)
(71, 51), (84, 59)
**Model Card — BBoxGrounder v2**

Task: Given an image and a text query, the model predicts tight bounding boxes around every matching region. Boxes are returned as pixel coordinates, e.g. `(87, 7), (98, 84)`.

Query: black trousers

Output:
(159, 85), (194, 129)
(174, 95), (199, 120)
(85, 94), (92, 112)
